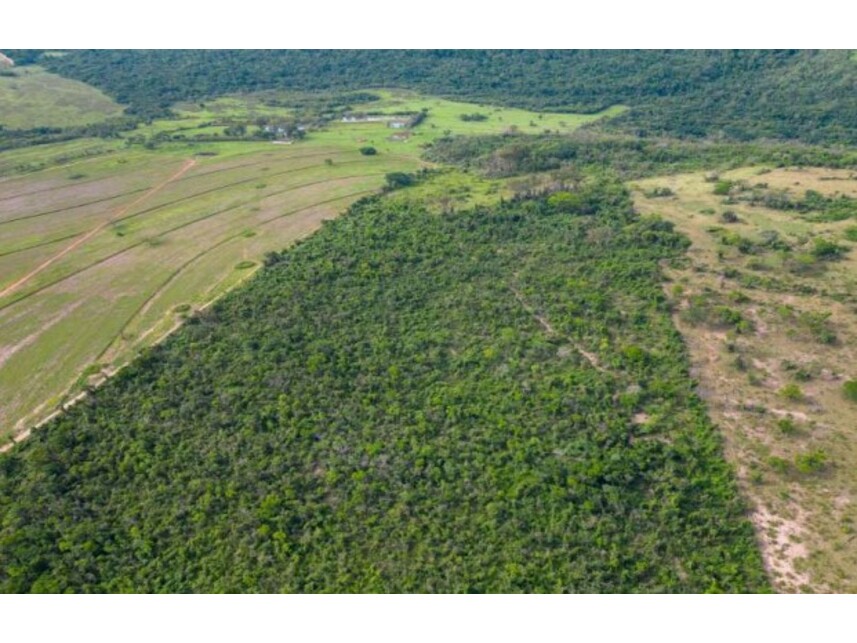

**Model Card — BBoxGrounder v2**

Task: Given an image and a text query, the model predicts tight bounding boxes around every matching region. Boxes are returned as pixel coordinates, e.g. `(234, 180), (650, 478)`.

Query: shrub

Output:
(645, 186), (674, 198)
(777, 417), (798, 435)
(621, 344), (647, 363)
(547, 191), (584, 214)
(779, 383), (803, 401)
(359, 146), (377, 156)
(713, 180), (734, 196)
(793, 368), (813, 382)
(783, 252), (818, 275)
(720, 210), (739, 223)
(459, 113), (488, 122)
(844, 226), (857, 242)
(797, 310), (836, 344)
(843, 380), (857, 403)
(767, 456), (790, 474)
(811, 237), (846, 260)
(384, 172), (415, 189)
(720, 231), (755, 254)
(681, 298), (752, 333)
(794, 449), (828, 474)
(715, 306), (753, 333)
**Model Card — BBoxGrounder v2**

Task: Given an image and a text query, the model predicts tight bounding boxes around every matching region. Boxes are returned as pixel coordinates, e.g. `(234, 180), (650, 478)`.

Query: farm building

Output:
(341, 114), (390, 123)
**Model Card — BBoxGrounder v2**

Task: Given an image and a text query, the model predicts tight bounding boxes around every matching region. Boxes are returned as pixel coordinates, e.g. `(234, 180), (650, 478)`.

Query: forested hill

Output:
(32, 49), (857, 145)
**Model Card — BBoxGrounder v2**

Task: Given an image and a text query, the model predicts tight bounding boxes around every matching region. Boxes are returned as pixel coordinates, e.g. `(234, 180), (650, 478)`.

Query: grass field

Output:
(143, 89), (625, 149)
(349, 89), (626, 135)
(0, 90), (619, 443)
(633, 167), (857, 592)
(0, 66), (124, 129)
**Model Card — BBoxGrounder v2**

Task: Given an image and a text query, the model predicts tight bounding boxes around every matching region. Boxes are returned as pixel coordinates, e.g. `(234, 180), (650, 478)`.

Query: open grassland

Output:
(0, 66), (124, 129)
(349, 89), (626, 135)
(633, 167), (857, 592)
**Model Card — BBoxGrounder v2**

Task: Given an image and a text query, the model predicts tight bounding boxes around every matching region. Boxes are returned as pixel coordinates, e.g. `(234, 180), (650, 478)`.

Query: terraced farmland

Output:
(0, 141), (422, 441)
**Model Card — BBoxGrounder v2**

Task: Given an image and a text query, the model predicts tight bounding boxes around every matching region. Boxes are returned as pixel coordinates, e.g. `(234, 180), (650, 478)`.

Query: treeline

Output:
(0, 185), (768, 592)
(424, 131), (857, 179)
(33, 49), (857, 145)
(0, 116), (141, 152)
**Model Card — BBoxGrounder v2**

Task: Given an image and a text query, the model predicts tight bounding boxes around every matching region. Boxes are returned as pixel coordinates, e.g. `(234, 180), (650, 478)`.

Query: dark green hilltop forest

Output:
(0, 181), (770, 592)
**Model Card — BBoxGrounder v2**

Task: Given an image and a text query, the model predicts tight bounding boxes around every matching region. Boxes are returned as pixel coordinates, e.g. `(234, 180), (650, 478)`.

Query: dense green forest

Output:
(0, 182), (769, 592)
(27, 49), (857, 145)
(424, 131), (857, 179)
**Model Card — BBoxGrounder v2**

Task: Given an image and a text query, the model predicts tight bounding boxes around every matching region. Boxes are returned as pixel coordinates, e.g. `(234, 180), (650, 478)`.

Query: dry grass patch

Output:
(634, 167), (857, 593)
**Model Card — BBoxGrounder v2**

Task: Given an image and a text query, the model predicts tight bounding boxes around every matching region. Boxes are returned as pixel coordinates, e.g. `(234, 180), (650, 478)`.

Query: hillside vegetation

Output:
(0, 184), (769, 592)
(31, 49), (857, 145)
(0, 65), (123, 130)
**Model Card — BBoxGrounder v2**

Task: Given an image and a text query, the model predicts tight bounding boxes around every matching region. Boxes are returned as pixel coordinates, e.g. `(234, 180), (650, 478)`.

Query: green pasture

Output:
(0, 66), (124, 130)
(349, 89), (627, 136)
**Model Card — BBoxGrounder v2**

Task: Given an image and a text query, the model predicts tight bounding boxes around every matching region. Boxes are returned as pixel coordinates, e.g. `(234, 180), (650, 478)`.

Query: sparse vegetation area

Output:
(635, 167), (857, 592)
